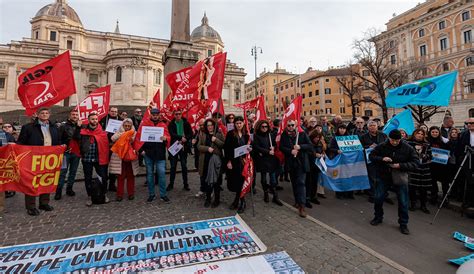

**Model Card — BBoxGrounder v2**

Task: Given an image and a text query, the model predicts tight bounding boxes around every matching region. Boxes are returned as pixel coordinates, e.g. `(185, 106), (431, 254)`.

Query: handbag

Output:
(391, 169), (408, 186)
(123, 147), (138, 162)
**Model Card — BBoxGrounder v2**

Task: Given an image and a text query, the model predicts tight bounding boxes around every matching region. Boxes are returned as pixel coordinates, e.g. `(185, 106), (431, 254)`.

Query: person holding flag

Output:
(224, 116), (251, 213)
(279, 119), (312, 218)
(17, 107), (60, 216)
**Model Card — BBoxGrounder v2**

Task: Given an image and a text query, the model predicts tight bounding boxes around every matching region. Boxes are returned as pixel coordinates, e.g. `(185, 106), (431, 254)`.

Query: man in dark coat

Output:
(369, 129), (419, 235)
(454, 118), (474, 209)
(17, 108), (60, 216)
(167, 110), (193, 191)
(279, 119), (312, 218)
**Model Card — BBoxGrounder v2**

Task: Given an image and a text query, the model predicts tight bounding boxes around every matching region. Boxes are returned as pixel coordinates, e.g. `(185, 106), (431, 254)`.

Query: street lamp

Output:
(251, 45), (263, 98)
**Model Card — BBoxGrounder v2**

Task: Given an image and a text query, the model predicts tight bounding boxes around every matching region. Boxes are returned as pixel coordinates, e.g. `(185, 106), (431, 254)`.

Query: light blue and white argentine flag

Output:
(315, 150), (370, 192)
(431, 148), (450, 165)
(386, 71), (457, 108)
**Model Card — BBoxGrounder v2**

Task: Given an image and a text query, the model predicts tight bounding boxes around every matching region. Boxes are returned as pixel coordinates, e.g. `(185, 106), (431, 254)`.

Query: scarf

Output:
(80, 125), (109, 165)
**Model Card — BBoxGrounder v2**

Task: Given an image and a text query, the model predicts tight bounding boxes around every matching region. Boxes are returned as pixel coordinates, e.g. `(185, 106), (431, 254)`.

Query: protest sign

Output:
(335, 135), (363, 152)
(365, 147), (374, 164)
(140, 126), (164, 142)
(453, 231), (474, 250)
(234, 145), (250, 158)
(0, 216), (266, 273)
(431, 148), (450, 165)
(168, 141), (183, 156)
(105, 119), (123, 133)
(163, 251), (303, 274)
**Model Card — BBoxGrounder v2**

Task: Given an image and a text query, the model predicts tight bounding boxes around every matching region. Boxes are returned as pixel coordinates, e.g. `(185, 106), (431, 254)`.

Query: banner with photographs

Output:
(0, 215), (266, 273)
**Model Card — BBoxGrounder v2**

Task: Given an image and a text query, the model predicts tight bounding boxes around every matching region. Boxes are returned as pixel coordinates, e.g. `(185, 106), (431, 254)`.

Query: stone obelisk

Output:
(163, 0), (199, 98)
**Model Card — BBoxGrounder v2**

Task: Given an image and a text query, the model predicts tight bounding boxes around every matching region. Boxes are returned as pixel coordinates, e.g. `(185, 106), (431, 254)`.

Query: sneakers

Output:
(39, 204), (54, 211)
(195, 191), (204, 198)
(27, 208), (40, 216)
(298, 206), (307, 218)
(147, 195), (156, 203)
(370, 218), (382, 226)
(86, 200), (93, 207)
(105, 197), (110, 204)
(400, 225), (410, 235)
(161, 196), (171, 203)
(116, 197), (123, 202)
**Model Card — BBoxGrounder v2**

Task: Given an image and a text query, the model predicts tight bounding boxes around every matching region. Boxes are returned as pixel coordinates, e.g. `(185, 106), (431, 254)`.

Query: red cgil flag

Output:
(186, 101), (208, 132)
(18, 51), (76, 116)
(166, 52), (227, 110)
(142, 89), (161, 122)
(240, 154), (255, 199)
(75, 85), (110, 124)
(256, 95), (267, 122)
(275, 96), (303, 163)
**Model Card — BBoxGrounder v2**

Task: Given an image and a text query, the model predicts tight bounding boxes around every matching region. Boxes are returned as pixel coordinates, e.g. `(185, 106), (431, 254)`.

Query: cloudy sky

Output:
(0, 0), (419, 81)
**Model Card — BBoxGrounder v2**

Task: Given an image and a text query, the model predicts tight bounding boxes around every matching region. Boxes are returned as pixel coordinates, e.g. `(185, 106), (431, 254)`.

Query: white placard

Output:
(234, 144), (250, 158)
(227, 123), (234, 131)
(168, 141), (183, 156)
(105, 119), (123, 133)
(140, 126), (164, 142)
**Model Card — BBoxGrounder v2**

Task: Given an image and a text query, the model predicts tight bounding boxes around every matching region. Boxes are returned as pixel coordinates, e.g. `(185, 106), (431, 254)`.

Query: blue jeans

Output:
(289, 166), (306, 205)
(145, 155), (166, 198)
(374, 177), (409, 226)
(57, 152), (80, 193)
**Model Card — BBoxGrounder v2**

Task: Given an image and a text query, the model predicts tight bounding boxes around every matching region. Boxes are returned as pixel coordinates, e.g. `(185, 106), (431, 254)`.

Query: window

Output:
(235, 91), (240, 101)
(207, 49), (212, 57)
(469, 108), (474, 118)
(420, 45), (427, 56)
(302, 94), (305, 99)
(106, 71), (109, 84)
(324, 88), (331, 94)
(285, 84), (288, 89)
(309, 91), (312, 97)
(419, 29), (425, 37)
(116, 67), (122, 82)
(0, 77), (5, 89)
(301, 84), (305, 88)
(439, 21), (446, 30)
(355, 106), (360, 114)
(290, 82), (293, 87)
(316, 101), (319, 104)
(362, 70), (370, 76)
(364, 110), (373, 117)
(390, 55), (396, 64)
(280, 86), (283, 91)
(309, 110), (313, 115)
(325, 100), (332, 103)
(154, 69), (162, 85)
(291, 95), (294, 100)
(468, 79), (474, 93)
(316, 90), (319, 95)
(315, 80), (319, 84)
(89, 73), (99, 83)
(35, 31), (39, 39)
(442, 63), (449, 71)
(339, 98), (344, 104)
(297, 80), (300, 87)
(339, 107), (346, 114)
(308, 83), (312, 86)
(421, 68), (428, 76)
(462, 11), (470, 21)
(325, 79), (329, 82)
(364, 81), (370, 89)
(464, 30), (472, 44)
(389, 40), (395, 48)
(467, 57), (474, 66)
(49, 31), (57, 41)
(440, 38), (448, 51)
(325, 108), (332, 114)
(67, 40), (73, 50)
(304, 111), (307, 116)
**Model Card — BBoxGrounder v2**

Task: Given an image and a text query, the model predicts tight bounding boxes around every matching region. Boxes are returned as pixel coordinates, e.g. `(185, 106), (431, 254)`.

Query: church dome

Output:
(34, 0), (82, 26)
(191, 13), (222, 44)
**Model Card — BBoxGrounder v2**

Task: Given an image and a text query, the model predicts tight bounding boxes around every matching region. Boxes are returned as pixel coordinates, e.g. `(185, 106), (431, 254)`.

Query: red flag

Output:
(275, 96), (303, 163)
(240, 154), (255, 198)
(166, 52), (227, 109)
(161, 92), (175, 122)
(0, 144), (66, 196)
(18, 51), (76, 116)
(234, 97), (259, 110)
(143, 89), (161, 122)
(186, 101), (208, 132)
(256, 95), (267, 122)
(75, 85), (111, 124)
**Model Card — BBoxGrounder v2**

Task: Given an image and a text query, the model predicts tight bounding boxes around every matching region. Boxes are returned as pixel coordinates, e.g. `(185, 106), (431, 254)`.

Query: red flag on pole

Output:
(234, 97), (259, 110)
(18, 51), (76, 116)
(186, 101), (208, 132)
(166, 52), (227, 109)
(240, 154), (254, 199)
(256, 95), (267, 122)
(142, 89), (161, 122)
(75, 85), (111, 124)
(275, 96), (303, 163)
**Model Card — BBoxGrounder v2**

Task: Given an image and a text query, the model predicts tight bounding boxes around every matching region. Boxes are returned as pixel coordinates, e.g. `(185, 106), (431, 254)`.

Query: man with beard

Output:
(17, 108), (60, 216)
(77, 113), (110, 206)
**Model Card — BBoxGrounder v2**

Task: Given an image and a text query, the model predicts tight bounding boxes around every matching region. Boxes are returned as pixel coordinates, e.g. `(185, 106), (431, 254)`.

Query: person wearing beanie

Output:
(369, 129), (419, 235)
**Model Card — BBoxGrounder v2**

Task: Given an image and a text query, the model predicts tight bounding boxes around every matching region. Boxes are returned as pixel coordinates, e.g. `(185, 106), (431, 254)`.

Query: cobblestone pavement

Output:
(0, 173), (408, 273)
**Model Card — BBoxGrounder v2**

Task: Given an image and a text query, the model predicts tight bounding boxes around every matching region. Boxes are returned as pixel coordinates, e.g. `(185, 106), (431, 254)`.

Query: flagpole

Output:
(294, 131), (299, 158)
(75, 93), (81, 120)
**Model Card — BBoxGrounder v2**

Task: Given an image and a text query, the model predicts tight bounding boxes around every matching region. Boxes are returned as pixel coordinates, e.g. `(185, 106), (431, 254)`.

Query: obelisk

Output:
(163, 0), (199, 98)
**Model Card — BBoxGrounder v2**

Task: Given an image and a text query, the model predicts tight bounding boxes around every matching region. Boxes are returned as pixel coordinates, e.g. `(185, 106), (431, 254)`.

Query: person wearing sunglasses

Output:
(252, 120), (283, 206)
(279, 119), (312, 218)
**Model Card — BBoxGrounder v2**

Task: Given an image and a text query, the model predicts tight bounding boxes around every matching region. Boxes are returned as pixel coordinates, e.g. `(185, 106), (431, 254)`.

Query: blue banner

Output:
(335, 135), (363, 152)
(383, 109), (415, 136)
(453, 231), (474, 251)
(432, 148), (450, 165)
(315, 150), (370, 191)
(0, 216), (266, 273)
(449, 254), (474, 266)
(386, 71), (457, 108)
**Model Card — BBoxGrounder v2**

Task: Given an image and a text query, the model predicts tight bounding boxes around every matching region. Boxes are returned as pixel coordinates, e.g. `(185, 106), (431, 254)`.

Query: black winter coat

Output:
(224, 130), (249, 192)
(369, 140), (419, 183)
(168, 118), (193, 152)
(17, 119), (60, 146)
(360, 131), (387, 149)
(279, 131), (312, 173)
(252, 132), (279, 173)
(59, 119), (81, 147)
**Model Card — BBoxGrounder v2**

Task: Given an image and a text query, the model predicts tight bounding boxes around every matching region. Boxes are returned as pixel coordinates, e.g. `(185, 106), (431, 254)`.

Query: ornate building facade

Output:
(374, 0), (474, 125)
(0, 0), (246, 114)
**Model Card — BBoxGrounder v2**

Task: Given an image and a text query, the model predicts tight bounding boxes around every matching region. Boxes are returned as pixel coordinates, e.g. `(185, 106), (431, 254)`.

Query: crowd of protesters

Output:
(0, 108), (473, 235)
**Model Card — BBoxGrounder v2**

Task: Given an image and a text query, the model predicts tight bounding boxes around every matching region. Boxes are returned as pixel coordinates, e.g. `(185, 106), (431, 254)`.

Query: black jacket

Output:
(59, 119), (81, 147)
(224, 130), (250, 192)
(131, 115), (142, 130)
(369, 140), (419, 183)
(139, 120), (168, 161)
(360, 131), (387, 149)
(454, 130), (473, 167)
(100, 115), (122, 143)
(279, 131), (312, 173)
(350, 128), (368, 138)
(168, 118), (193, 151)
(17, 119), (60, 146)
(252, 131), (279, 173)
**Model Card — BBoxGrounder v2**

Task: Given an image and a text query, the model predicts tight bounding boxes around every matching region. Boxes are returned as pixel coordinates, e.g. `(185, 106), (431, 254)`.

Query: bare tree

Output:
(352, 28), (400, 123)
(335, 65), (362, 120)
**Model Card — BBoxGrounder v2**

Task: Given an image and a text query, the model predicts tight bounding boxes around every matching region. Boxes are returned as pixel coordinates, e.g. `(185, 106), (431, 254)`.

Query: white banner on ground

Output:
(160, 251), (304, 273)
(0, 215), (266, 273)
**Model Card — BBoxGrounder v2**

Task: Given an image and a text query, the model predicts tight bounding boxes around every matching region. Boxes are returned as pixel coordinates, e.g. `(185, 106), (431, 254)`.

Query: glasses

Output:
(261, 126), (268, 128)
(466, 122), (474, 125)
(356, 122), (364, 124)
(287, 124), (295, 127)
(3, 125), (11, 128)
(175, 113), (182, 116)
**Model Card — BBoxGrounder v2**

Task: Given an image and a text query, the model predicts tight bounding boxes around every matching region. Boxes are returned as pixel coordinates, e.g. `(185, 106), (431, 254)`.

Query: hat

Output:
(389, 129), (402, 140)
(150, 108), (160, 115)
